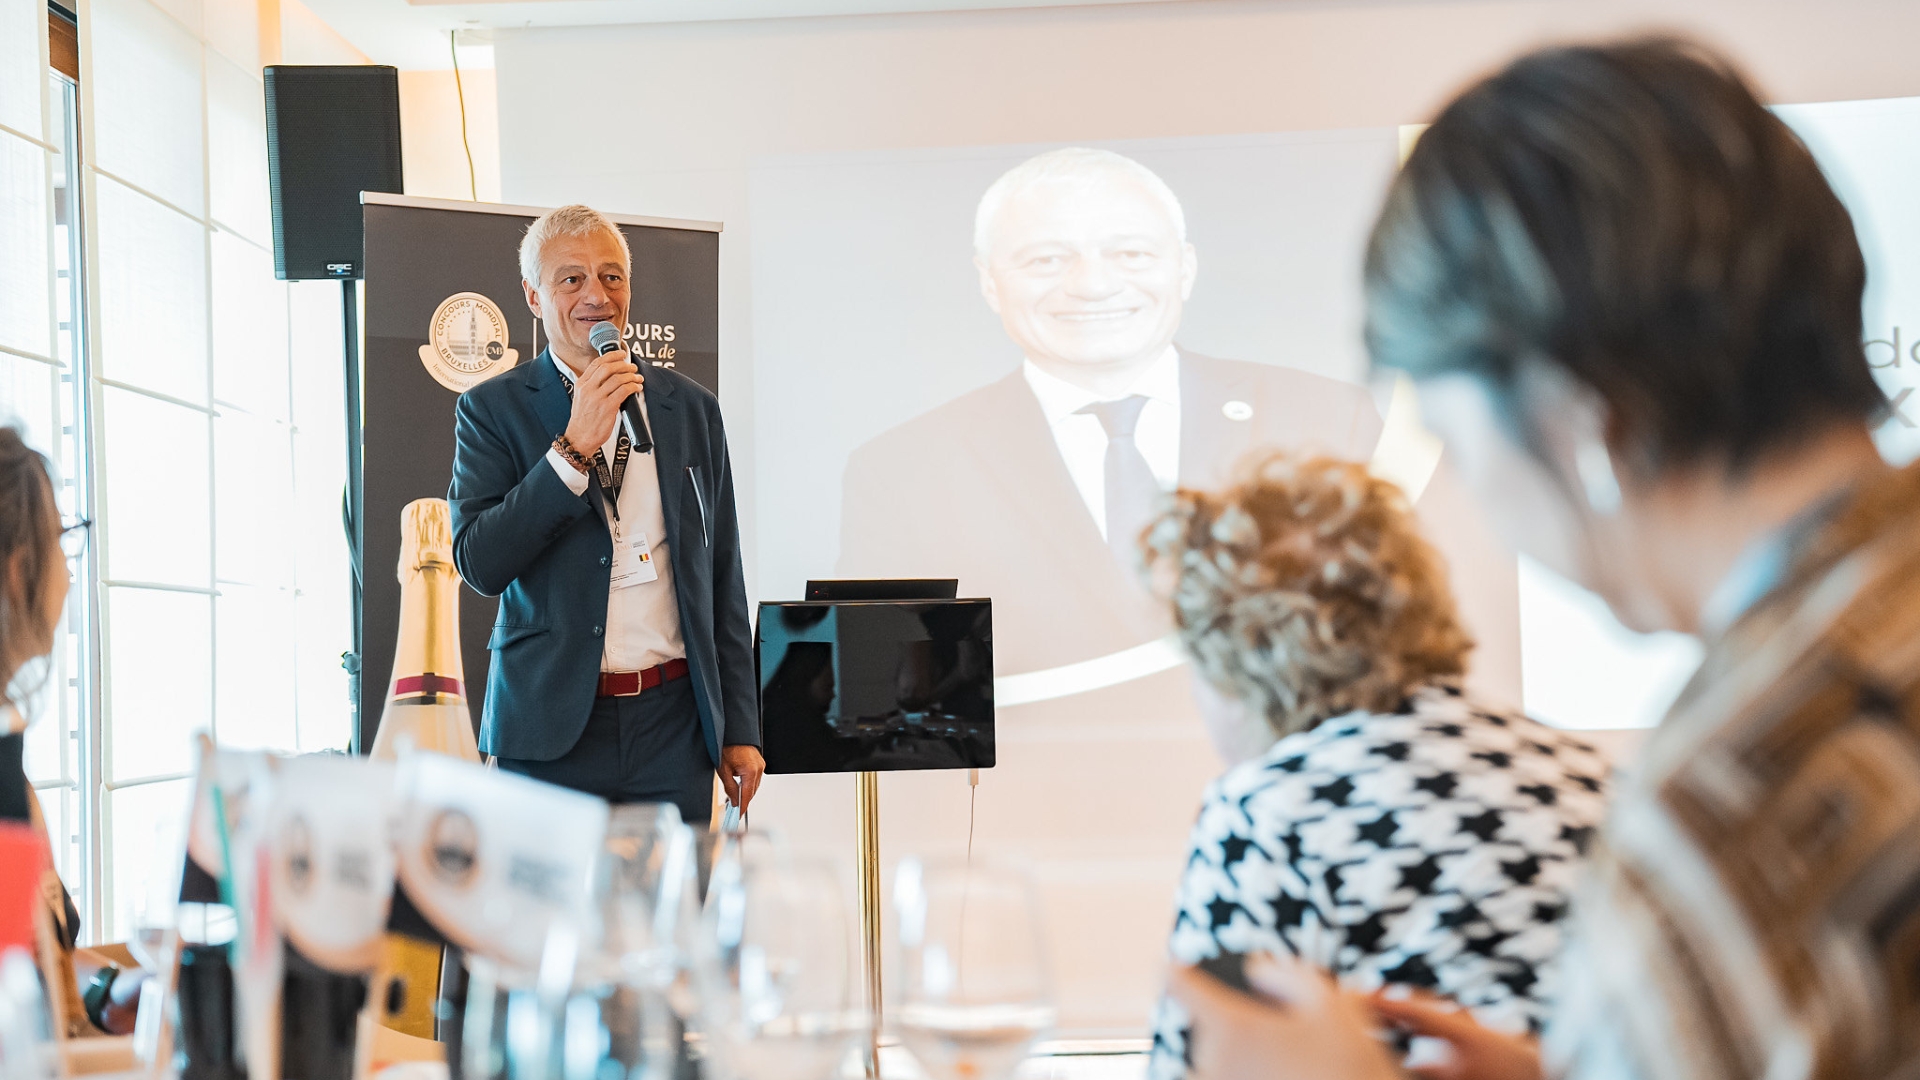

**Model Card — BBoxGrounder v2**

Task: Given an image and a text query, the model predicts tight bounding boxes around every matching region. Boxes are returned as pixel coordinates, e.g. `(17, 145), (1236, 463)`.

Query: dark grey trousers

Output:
(495, 675), (714, 825)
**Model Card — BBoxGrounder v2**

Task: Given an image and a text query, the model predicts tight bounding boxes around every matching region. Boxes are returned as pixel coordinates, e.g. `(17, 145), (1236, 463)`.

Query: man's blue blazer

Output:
(448, 350), (759, 764)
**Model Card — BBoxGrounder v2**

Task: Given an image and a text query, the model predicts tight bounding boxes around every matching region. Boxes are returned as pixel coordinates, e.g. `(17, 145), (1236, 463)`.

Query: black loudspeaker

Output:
(263, 65), (403, 280)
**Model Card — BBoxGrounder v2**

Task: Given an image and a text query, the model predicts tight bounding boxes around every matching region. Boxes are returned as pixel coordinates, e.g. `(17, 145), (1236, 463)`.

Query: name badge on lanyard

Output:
(610, 517), (658, 588)
(557, 370), (659, 591)
(597, 426), (657, 589)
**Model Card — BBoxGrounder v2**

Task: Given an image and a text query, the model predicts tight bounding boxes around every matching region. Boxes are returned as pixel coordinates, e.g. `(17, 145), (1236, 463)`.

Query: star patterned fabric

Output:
(1148, 683), (1610, 1080)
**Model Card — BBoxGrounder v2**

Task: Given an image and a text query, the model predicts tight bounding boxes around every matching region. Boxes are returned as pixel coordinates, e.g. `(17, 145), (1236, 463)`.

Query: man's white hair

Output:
(973, 147), (1187, 261)
(519, 203), (632, 285)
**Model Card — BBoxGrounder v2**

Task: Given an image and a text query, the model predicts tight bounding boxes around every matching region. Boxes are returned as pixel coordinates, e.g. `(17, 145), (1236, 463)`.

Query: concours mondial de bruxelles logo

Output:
(419, 292), (520, 393)
(419, 291), (681, 393)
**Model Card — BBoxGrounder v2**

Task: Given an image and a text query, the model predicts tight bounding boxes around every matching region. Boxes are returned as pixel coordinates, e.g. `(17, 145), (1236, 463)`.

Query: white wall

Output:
(277, 0), (369, 64)
(493, 0), (1920, 1034)
(398, 67), (502, 202)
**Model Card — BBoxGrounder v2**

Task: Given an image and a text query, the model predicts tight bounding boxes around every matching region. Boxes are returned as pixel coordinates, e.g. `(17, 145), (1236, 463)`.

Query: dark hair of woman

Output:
(0, 426), (62, 713)
(1364, 37), (1886, 475)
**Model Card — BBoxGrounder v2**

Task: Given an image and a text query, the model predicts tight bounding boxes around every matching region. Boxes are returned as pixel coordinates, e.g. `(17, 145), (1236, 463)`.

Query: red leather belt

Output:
(597, 658), (689, 698)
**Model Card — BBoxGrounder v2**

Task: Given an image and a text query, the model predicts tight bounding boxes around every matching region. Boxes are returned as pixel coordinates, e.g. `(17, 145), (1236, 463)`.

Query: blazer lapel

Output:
(526, 349), (574, 441)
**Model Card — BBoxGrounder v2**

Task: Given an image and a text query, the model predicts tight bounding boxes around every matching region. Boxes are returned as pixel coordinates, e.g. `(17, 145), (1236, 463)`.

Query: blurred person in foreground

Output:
(1167, 37), (1920, 1080)
(1144, 453), (1607, 1080)
(0, 427), (141, 1035)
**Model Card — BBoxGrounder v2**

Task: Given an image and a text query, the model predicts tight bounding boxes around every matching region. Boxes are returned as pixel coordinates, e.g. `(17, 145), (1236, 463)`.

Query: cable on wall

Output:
(450, 30), (478, 201)
(967, 767), (978, 864)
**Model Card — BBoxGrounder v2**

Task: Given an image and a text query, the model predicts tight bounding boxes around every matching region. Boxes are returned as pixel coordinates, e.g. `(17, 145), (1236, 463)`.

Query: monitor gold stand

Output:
(856, 770), (884, 1079)
(854, 765), (985, 1079)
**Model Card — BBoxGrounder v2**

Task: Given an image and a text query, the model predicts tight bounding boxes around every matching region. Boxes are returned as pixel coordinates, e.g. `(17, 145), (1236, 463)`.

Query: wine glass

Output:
(697, 835), (862, 1080)
(598, 803), (702, 1080)
(124, 813), (188, 965)
(457, 954), (521, 1080)
(893, 858), (1055, 1080)
(0, 948), (58, 1080)
(123, 817), (186, 1066)
(461, 803), (702, 1080)
(600, 804), (702, 988)
(460, 907), (664, 1080)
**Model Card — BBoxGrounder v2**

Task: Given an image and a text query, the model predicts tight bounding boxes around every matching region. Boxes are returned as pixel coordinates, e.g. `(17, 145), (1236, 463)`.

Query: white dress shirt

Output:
(543, 353), (686, 673)
(1021, 346), (1181, 539)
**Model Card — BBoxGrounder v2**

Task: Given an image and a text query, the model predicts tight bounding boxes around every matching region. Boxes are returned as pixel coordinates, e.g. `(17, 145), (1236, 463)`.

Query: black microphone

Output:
(587, 321), (653, 454)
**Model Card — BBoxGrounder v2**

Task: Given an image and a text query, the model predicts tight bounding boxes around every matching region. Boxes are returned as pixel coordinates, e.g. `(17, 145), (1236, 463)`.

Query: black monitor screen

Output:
(756, 600), (993, 774)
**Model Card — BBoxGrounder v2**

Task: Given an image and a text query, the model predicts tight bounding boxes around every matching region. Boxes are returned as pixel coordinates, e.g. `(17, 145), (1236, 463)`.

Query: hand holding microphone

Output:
(561, 322), (651, 455)
(589, 321), (654, 453)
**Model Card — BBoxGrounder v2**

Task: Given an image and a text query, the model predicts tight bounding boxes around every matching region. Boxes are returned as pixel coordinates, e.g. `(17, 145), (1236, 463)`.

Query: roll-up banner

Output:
(357, 194), (721, 752)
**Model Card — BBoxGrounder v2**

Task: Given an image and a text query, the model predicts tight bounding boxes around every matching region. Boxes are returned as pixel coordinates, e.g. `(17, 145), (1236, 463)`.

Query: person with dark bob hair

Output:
(1165, 37), (1920, 1080)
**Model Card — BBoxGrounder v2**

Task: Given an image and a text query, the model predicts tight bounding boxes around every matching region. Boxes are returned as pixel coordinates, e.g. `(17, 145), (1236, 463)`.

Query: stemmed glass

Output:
(0, 948), (58, 1080)
(457, 955), (531, 1080)
(893, 859), (1055, 1080)
(461, 803), (702, 1080)
(597, 803), (704, 1080)
(124, 816), (185, 1066)
(697, 834), (862, 1080)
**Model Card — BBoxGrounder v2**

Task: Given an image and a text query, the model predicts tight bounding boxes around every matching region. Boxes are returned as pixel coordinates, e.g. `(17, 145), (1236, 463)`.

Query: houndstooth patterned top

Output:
(1149, 683), (1610, 1080)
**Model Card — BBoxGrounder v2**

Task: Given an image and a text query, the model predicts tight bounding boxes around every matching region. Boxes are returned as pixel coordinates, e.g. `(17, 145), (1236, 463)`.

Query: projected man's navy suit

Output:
(838, 349), (1382, 675)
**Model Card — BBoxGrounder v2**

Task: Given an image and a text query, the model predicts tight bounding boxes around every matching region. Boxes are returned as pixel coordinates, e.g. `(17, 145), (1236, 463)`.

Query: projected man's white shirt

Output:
(1022, 347), (1180, 537)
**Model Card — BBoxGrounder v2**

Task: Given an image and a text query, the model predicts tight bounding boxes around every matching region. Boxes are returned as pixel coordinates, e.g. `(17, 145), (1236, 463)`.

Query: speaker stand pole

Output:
(856, 770), (883, 1079)
(343, 277), (366, 754)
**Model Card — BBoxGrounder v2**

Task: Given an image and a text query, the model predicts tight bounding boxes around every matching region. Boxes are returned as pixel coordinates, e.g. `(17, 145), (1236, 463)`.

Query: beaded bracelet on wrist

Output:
(551, 435), (593, 475)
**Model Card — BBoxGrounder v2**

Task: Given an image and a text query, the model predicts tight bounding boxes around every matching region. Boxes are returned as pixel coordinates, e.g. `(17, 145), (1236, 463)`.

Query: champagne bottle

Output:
(369, 498), (477, 1042)
(370, 498), (480, 763)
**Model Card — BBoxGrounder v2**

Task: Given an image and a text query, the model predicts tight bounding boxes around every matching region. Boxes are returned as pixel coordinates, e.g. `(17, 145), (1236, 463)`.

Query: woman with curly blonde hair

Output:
(1145, 452), (1607, 1080)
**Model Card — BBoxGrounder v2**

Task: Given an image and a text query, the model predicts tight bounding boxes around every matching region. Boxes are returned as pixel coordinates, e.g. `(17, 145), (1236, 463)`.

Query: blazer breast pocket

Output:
(685, 464), (710, 547)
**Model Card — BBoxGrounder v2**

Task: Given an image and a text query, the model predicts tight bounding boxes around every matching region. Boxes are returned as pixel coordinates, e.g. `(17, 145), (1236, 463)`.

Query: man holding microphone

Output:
(448, 204), (761, 825)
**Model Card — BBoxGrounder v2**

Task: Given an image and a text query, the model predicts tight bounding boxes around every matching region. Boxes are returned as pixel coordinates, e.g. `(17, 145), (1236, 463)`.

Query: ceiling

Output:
(298, 0), (1185, 71)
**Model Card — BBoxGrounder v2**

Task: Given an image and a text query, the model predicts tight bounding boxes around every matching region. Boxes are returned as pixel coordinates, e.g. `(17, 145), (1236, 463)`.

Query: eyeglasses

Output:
(60, 517), (91, 560)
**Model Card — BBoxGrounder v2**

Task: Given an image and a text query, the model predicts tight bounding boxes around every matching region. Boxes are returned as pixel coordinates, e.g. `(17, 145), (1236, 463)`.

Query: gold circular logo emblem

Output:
(418, 292), (520, 392)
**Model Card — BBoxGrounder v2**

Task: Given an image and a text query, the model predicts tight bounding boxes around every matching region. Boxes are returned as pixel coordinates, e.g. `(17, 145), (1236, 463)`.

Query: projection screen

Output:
(736, 100), (1920, 1031)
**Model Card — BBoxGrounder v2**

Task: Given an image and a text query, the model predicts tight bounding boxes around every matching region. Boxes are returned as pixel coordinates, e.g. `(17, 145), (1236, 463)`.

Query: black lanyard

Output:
(557, 370), (633, 521)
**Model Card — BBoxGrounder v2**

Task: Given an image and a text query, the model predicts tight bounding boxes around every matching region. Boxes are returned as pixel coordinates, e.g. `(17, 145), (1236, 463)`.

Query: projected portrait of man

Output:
(837, 148), (1384, 679)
